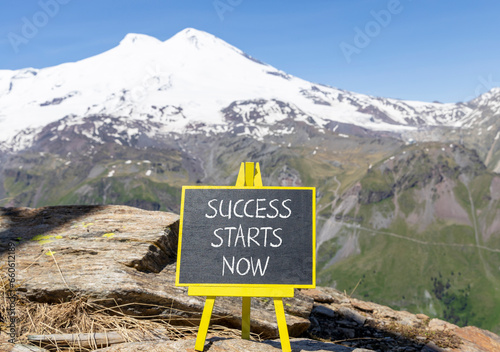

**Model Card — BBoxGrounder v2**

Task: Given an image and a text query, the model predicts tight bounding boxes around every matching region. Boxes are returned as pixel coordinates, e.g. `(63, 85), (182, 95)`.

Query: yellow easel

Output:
(190, 162), (293, 352)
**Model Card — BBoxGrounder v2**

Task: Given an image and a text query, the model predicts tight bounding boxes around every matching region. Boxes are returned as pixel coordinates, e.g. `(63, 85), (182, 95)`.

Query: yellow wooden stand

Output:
(190, 162), (293, 352)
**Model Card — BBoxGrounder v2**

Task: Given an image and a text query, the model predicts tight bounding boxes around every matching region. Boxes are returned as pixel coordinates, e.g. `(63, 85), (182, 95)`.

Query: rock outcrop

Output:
(0, 205), (310, 338)
(1, 205), (500, 352)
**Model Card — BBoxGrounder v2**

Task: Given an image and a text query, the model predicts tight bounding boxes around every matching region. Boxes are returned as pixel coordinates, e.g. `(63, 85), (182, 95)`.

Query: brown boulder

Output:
(452, 326), (500, 352)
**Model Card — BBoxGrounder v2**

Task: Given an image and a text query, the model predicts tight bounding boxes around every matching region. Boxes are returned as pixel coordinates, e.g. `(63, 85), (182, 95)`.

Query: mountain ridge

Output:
(0, 27), (492, 153)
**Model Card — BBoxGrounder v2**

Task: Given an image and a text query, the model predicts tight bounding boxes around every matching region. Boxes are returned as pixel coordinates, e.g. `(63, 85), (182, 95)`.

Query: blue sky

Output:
(0, 0), (499, 103)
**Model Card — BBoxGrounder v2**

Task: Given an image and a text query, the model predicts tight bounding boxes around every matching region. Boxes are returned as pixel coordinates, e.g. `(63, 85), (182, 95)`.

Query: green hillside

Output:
(317, 144), (500, 333)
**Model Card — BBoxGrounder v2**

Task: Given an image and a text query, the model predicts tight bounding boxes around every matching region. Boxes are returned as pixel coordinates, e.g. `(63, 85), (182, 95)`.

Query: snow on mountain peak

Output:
(485, 87), (500, 99)
(119, 33), (162, 46)
(165, 27), (246, 57)
(171, 27), (218, 44)
(468, 87), (500, 107)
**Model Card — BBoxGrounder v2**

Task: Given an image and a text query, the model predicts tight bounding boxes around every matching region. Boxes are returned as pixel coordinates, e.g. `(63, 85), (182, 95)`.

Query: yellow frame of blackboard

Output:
(175, 188), (316, 289)
(175, 162), (316, 352)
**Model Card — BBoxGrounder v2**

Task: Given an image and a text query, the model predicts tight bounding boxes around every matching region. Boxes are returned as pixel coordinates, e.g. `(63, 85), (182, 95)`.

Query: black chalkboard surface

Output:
(176, 187), (316, 288)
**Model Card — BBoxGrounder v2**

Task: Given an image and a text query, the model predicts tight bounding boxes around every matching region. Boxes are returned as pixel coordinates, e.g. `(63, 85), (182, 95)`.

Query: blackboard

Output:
(175, 186), (316, 287)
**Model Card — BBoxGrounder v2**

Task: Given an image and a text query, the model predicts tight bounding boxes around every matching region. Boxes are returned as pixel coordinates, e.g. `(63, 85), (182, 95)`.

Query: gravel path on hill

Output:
(342, 223), (500, 253)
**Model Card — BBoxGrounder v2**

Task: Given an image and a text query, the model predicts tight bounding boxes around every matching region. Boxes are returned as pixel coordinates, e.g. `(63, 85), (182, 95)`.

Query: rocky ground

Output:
(1, 205), (499, 352)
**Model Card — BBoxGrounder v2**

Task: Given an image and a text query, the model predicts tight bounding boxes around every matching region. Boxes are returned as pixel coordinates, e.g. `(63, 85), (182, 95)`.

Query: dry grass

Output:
(0, 271), (260, 351)
(385, 321), (462, 349)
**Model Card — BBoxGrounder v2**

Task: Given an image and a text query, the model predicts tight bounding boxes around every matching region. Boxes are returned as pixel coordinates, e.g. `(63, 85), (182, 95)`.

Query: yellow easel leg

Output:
(254, 162), (263, 187)
(242, 297), (251, 339)
(245, 162), (255, 186)
(235, 162), (245, 186)
(195, 296), (216, 351)
(273, 298), (291, 352)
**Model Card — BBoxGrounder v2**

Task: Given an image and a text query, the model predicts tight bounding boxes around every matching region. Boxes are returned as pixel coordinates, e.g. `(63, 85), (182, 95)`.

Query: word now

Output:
(339, 0), (403, 63)
(205, 198), (292, 220)
(8, 0), (72, 53)
(222, 255), (270, 276)
(212, 225), (282, 248)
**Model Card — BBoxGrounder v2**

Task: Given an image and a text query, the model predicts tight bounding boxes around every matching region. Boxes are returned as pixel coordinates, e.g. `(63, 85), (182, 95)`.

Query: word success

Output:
(205, 198), (292, 220)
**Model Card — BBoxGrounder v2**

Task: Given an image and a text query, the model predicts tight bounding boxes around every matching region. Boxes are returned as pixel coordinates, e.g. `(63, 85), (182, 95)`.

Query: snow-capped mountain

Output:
(0, 28), (480, 152)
